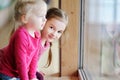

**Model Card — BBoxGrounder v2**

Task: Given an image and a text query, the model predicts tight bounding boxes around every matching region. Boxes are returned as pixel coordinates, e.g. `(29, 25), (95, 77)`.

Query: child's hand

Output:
(30, 78), (38, 80)
(39, 71), (45, 76)
(36, 72), (44, 80)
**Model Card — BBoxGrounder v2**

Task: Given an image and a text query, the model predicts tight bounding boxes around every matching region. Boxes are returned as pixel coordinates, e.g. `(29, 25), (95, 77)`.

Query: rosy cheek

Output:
(56, 34), (61, 39)
(48, 29), (53, 33)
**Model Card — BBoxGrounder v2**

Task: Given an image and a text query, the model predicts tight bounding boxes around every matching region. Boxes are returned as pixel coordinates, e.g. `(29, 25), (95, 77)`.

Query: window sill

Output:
(78, 69), (87, 80)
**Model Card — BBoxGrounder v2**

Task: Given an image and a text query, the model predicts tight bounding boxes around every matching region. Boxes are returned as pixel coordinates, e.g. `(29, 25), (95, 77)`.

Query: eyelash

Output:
(58, 31), (62, 34)
(50, 26), (54, 29)
(50, 26), (63, 34)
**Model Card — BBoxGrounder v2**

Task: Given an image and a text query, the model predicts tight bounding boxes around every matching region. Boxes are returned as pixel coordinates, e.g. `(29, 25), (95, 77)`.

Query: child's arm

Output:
(29, 50), (39, 80)
(14, 31), (29, 80)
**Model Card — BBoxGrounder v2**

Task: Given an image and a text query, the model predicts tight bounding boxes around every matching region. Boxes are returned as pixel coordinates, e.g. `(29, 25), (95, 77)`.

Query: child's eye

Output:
(50, 26), (54, 29)
(58, 31), (63, 34)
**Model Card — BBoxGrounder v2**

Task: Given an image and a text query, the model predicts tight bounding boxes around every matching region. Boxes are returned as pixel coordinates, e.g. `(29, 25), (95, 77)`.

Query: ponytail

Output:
(43, 8), (68, 68)
(9, 17), (21, 38)
(10, 27), (15, 38)
(44, 43), (52, 68)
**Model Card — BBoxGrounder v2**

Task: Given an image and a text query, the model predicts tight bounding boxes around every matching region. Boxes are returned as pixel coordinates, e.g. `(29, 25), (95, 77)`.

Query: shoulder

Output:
(15, 26), (28, 39)
(11, 26), (29, 43)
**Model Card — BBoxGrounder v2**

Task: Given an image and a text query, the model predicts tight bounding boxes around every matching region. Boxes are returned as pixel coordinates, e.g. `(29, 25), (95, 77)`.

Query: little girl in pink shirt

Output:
(0, 0), (47, 80)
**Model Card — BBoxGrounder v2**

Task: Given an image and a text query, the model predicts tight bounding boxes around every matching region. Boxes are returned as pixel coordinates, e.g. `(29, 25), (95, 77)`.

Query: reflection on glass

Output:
(101, 25), (120, 76)
(84, 0), (120, 80)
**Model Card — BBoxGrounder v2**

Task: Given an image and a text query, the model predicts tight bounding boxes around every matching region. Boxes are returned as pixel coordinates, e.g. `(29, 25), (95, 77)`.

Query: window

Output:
(80, 0), (120, 80)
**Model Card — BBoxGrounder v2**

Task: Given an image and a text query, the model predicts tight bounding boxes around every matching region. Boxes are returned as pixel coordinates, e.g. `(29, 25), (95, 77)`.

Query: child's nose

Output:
(52, 31), (58, 37)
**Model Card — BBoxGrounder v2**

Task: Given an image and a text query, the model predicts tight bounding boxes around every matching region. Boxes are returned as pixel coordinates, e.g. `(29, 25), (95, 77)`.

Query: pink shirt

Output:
(0, 26), (49, 80)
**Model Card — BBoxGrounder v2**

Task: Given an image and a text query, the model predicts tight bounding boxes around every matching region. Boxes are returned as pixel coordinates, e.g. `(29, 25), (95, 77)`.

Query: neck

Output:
(41, 38), (46, 47)
(24, 24), (36, 37)
(41, 33), (47, 46)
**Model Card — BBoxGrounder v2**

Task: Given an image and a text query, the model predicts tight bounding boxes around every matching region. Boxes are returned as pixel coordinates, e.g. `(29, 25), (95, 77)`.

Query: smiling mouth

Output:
(48, 35), (55, 39)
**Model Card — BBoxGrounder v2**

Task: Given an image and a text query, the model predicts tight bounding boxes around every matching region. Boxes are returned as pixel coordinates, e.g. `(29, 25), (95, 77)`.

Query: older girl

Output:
(36, 7), (68, 80)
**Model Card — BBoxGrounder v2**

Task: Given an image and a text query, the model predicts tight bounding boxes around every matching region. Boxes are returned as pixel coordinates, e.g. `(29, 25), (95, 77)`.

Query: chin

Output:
(48, 39), (54, 42)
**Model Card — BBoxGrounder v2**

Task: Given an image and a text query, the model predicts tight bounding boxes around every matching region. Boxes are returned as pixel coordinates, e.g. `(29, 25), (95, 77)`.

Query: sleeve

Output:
(14, 31), (29, 80)
(28, 50), (38, 79)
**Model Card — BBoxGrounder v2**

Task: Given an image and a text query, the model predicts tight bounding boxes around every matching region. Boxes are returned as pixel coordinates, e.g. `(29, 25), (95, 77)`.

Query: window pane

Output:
(83, 0), (120, 80)
(117, 5), (120, 24)
(98, 6), (114, 23)
(117, 0), (120, 4)
(88, 6), (97, 23)
(88, 0), (97, 5)
(88, 0), (114, 24)
(99, 0), (114, 5)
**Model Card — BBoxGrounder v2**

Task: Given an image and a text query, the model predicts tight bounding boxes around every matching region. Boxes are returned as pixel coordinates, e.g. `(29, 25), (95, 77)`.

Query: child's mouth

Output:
(48, 35), (55, 40)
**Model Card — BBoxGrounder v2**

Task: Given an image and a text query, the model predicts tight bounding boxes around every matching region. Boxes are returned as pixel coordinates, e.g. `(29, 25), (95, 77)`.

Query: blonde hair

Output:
(45, 8), (68, 67)
(14, 0), (46, 22)
(10, 0), (47, 36)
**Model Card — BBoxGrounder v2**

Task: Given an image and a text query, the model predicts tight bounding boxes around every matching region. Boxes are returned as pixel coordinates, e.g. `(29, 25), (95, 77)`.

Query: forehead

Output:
(48, 18), (66, 30)
(32, 4), (47, 15)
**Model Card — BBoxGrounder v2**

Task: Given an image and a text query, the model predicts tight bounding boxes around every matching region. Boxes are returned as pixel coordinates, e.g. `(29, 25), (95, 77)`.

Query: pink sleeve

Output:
(14, 31), (29, 80)
(29, 51), (38, 79)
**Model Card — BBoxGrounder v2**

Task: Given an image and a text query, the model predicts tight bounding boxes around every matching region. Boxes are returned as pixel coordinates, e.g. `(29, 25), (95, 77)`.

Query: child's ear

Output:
(21, 15), (28, 24)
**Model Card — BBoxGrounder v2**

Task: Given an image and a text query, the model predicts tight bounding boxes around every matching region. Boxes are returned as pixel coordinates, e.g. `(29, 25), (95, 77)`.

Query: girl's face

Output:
(26, 6), (47, 30)
(42, 18), (67, 42)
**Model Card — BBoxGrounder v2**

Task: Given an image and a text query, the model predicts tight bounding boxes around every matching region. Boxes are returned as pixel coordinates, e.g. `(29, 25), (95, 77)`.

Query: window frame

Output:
(78, 0), (88, 80)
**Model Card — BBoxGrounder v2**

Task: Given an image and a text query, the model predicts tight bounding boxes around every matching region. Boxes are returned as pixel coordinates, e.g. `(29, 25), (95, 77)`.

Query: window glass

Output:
(117, 5), (120, 23)
(83, 0), (120, 80)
